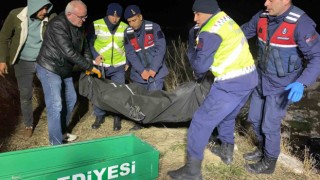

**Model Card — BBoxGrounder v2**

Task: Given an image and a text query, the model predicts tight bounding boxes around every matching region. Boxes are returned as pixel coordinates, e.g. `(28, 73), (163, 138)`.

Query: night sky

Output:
(1, 0), (319, 40)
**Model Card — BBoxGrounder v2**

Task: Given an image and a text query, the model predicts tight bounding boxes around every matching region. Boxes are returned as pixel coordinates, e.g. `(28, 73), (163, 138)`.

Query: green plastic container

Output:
(0, 134), (159, 180)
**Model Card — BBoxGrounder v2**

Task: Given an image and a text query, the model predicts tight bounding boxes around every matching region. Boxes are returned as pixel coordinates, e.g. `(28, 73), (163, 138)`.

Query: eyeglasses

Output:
(70, 12), (88, 21)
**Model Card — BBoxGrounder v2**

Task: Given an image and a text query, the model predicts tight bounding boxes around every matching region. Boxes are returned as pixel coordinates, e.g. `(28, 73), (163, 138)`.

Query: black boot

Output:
(91, 116), (105, 129)
(243, 145), (263, 162)
(167, 157), (202, 180)
(210, 142), (234, 165)
(113, 116), (121, 131)
(245, 156), (277, 174)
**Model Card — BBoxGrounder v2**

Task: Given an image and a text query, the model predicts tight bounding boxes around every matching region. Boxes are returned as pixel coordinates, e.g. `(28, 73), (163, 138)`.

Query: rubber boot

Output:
(211, 142), (234, 165)
(245, 156), (277, 174)
(113, 116), (121, 131)
(243, 143), (263, 162)
(91, 116), (105, 129)
(167, 157), (202, 180)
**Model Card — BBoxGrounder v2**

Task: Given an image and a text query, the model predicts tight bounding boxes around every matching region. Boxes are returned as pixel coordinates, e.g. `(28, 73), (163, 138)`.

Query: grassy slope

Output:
(2, 104), (319, 179)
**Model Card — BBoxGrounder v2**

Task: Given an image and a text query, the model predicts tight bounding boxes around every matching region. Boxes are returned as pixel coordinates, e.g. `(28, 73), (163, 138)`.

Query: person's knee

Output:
(261, 126), (281, 135)
(69, 93), (77, 107)
(19, 87), (33, 101)
(51, 100), (63, 112)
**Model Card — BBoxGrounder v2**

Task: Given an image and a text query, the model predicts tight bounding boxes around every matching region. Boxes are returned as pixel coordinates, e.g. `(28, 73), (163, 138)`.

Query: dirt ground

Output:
(1, 76), (320, 180)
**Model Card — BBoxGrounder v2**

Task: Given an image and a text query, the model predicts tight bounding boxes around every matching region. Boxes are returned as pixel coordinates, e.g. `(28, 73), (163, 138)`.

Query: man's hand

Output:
(94, 55), (104, 65)
(85, 67), (102, 78)
(148, 70), (156, 78)
(141, 70), (150, 80)
(0, 62), (8, 78)
(285, 82), (305, 102)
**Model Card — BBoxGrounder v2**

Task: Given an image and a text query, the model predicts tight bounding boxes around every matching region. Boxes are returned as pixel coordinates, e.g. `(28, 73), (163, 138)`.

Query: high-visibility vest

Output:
(93, 19), (127, 67)
(199, 11), (255, 81)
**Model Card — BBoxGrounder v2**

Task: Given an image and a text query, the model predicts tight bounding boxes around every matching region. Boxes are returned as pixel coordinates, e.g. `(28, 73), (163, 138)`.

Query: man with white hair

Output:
(36, 0), (101, 145)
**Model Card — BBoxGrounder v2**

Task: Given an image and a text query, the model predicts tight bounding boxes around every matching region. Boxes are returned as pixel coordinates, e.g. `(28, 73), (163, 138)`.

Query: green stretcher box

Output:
(0, 134), (159, 180)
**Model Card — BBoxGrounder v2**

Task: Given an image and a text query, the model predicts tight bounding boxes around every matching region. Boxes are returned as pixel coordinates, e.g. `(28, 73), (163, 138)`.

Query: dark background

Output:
(1, 0), (319, 40)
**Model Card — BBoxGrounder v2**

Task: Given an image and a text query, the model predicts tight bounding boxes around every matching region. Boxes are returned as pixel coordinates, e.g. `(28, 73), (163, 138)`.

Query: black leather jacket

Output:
(37, 12), (93, 77)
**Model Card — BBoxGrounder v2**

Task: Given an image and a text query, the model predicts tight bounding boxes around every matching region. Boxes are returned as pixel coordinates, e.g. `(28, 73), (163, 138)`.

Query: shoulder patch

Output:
(197, 38), (204, 49)
(157, 31), (164, 39)
(305, 32), (319, 47)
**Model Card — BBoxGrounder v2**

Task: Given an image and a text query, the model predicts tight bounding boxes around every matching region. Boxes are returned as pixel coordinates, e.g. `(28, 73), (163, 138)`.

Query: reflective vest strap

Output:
(127, 31), (141, 51)
(284, 6), (305, 23)
(127, 23), (154, 52)
(144, 24), (154, 48)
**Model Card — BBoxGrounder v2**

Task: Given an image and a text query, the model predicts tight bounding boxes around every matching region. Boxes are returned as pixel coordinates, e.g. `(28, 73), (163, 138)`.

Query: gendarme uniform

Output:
(124, 21), (168, 90)
(168, 0), (258, 179)
(241, 5), (320, 160)
(187, 10), (258, 161)
(124, 5), (168, 91)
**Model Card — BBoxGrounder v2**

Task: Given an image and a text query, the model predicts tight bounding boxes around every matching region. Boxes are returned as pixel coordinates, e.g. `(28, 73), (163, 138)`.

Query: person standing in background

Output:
(0, 0), (55, 137)
(87, 3), (127, 131)
(123, 5), (169, 130)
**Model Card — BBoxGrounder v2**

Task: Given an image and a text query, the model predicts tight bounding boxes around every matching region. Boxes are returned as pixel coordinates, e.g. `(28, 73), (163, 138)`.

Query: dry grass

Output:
(2, 94), (319, 179)
(303, 147), (318, 176)
(1, 40), (320, 179)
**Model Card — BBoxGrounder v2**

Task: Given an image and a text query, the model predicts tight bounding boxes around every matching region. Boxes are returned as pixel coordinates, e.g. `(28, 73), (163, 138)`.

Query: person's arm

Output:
(148, 23), (166, 75)
(86, 23), (99, 59)
(285, 15), (320, 102)
(192, 31), (222, 78)
(0, 9), (16, 77)
(187, 26), (197, 66)
(241, 10), (263, 39)
(294, 15), (320, 87)
(0, 10), (15, 63)
(48, 20), (93, 71)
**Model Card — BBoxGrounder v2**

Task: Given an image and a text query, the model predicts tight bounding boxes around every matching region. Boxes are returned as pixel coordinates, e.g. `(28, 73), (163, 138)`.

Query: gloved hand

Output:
(285, 82), (305, 102)
(85, 67), (102, 78)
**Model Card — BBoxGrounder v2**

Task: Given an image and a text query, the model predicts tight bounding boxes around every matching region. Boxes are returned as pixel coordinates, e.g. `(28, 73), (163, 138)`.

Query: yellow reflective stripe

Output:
(113, 43), (125, 55)
(114, 32), (124, 37)
(98, 43), (113, 54)
(98, 43), (125, 55)
(94, 24), (107, 27)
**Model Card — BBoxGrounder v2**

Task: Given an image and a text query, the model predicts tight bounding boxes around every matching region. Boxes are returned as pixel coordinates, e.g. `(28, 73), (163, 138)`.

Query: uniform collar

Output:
(268, 5), (293, 23)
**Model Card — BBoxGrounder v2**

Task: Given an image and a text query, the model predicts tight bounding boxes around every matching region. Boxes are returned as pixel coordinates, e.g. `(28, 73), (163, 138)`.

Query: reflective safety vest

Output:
(93, 19), (127, 67)
(257, 6), (304, 76)
(199, 11), (255, 81)
(126, 21), (155, 68)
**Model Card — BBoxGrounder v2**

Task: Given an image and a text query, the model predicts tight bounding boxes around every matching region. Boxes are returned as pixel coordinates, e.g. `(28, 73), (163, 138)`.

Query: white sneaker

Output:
(63, 133), (78, 142)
